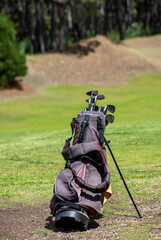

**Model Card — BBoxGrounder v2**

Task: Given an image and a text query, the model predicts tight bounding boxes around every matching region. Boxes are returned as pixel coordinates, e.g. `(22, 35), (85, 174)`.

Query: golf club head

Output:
(105, 114), (115, 125)
(104, 104), (115, 115)
(92, 95), (105, 103)
(97, 94), (105, 100)
(107, 105), (115, 113)
(86, 90), (98, 96)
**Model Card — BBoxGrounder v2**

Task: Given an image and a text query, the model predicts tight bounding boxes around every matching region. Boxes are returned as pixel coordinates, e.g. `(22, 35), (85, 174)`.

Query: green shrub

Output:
(107, 28), (121, 42)
(126, 22), (155, 39)
(19, 37), (34, 54)
(0, 13), (27, 88)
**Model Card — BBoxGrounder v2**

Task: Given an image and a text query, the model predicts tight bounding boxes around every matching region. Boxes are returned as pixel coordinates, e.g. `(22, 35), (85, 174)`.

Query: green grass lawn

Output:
(0, 74), (161, 239)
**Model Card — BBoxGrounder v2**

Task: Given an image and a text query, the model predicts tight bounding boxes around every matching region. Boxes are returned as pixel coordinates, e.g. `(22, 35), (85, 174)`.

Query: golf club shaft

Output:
(104, 138), (142, 219)
(93, 96), (97, 111)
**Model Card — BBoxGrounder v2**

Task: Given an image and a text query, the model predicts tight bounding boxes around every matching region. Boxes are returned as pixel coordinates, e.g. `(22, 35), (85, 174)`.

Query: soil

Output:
(0, 201), (160, 240)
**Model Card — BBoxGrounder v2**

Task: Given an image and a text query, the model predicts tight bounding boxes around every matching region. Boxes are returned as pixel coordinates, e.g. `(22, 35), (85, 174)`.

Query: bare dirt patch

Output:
(0, 201), (160, 240)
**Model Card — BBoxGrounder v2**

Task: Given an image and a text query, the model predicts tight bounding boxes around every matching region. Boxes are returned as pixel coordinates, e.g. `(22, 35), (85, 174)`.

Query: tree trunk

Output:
(143, 0), (148, 29)
(17, 0), (26, 41)
(115, 0), (124, 40)
(94, 0), (100, 35)
(104, 0), (113, 35)
(124, 0), (133, 34)
(59, 1), (65, 53)
(35, 0), (45, 53)
(51, 0), (57, 51)
(26, 0), (38, 53)
(72, 0), (83, 41)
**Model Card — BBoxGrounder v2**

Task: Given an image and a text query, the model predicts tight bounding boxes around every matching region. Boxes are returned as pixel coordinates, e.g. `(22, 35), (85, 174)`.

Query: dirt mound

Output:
(26, 35), (160, 88)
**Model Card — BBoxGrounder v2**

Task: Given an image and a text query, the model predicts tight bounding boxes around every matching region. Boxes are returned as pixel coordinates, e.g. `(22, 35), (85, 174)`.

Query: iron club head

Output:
(93, 94), (105, 111)
(107, 105), (115, 113)
(104, 105), (115, 115)
(105, 114), (115, 125)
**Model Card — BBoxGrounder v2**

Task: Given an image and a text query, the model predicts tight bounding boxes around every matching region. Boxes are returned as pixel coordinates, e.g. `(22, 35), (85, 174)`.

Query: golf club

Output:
(105, 114), (115, 125)
(99, 106), (104, 112)
(86, 98), (92, 110)
(104, 105), (116, 115)
(93, 95), (105, 111)
(86, 90), (98, 110)
(91, 105), (99, 111)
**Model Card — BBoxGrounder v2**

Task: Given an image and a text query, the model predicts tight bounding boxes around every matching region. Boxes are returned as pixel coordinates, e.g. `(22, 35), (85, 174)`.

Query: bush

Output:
(107, 28), (121, 42)
(0, 13), (27, 88)
(19, 37), (34, 54)
(126, 22), (155, 39)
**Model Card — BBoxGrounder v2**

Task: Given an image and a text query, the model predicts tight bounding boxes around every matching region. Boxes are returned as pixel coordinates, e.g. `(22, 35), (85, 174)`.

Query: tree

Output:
(0, 13), (27, 88)
(58, 0), (65, 52)
(50, 0), (57, 51)
(1, 0), (161, 53)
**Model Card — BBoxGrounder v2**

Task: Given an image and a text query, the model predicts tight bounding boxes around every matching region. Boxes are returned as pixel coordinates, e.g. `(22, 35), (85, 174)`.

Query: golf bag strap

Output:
(68, 118), (76, 141)
(97, 116), (104, 145)
(62, 141), (98, 160)
(78, 115), (90, 143)
(66, 162), (110, 193)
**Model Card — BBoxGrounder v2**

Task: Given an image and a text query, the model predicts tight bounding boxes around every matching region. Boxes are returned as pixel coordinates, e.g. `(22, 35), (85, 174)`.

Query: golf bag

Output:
(50, 110), (112, 230)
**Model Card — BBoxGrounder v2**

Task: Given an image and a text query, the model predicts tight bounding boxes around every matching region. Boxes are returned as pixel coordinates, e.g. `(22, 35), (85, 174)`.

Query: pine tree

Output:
(0, 13), (27, 88)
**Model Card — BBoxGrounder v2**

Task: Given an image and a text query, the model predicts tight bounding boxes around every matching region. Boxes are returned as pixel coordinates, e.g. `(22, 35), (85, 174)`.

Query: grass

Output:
(0, 74), (161, 238)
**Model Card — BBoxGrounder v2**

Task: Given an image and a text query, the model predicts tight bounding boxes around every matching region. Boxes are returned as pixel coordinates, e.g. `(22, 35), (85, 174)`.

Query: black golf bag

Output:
(50, 110), (112, 230)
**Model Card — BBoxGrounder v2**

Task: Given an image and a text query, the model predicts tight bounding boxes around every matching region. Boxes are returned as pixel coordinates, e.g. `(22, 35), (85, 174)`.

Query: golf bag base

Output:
(55, 206), (89, 230)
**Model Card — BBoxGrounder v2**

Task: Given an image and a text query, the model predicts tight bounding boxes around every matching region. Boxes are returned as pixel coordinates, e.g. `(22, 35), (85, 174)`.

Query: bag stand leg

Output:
(104, 138), (142, 219)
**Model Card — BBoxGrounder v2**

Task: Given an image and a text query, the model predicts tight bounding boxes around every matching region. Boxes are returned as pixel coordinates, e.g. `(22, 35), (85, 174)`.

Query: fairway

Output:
(0, 74), (161, 239)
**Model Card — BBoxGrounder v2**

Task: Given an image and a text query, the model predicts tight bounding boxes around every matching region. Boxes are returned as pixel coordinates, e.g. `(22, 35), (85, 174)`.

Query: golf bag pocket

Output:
(54, 161), (87, 203)
(54, 168), (79, 202)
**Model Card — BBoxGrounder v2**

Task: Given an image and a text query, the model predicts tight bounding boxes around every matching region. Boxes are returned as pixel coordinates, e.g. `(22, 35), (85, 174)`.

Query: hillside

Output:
(25, 35), (161, 88)
(1, 35), (161, 100)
